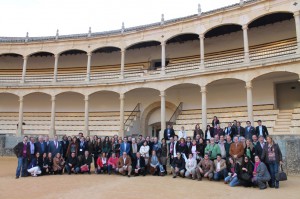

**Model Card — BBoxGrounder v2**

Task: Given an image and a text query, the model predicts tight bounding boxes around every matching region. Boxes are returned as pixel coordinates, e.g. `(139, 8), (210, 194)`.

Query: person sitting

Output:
(224, 157), (240, 187)
(41, 152), (49, 175)
(238, 156), (254, 187)
(46, 152), (54, 174)
(97, 152), (108, 174)
(80, 150), (92, 174)
(107, 152), (119, 175)
(205, 138), (221, 160)
(53, 153), (65, 175)
(252, 155), (271, 190)
(171, 152), (185, 178)
(196, 153), (213, 181)
(185, 153), (197, 180)
(149, 150), (160, 176)
(213, 154), (227, 181)
(27, 152), (42, 177)
(118, 152), (132, 177)
(65, 152), (80, 175)
(133, 152), (146, 176)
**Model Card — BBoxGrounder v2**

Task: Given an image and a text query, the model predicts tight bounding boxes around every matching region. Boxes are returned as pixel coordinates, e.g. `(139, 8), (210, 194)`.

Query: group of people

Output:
(14, 117), (284, 190)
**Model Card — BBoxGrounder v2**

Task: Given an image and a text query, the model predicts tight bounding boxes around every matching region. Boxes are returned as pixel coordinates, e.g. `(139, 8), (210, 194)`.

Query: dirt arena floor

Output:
(0, 157), (299, 199)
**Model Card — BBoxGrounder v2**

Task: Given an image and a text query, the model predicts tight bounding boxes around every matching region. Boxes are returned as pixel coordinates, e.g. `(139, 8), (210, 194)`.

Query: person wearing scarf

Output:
(252, 155), (271, 190)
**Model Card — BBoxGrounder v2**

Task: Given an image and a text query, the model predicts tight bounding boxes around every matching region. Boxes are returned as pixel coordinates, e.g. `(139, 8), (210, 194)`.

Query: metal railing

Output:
(124, 103), (140, 130)
(168, 102), (183, 125)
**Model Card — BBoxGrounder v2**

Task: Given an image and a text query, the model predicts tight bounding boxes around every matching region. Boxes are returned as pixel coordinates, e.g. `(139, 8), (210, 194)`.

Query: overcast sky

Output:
(0, 0), (239, 37)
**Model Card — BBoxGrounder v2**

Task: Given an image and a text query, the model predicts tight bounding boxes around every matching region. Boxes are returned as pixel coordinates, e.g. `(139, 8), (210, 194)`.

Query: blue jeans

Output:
(214, 169), (228, 181)
(16, 157), (28, 177)
(268, 162), (279, 186)
(65, 164), (80, 174)
(224, 176), (240, 187)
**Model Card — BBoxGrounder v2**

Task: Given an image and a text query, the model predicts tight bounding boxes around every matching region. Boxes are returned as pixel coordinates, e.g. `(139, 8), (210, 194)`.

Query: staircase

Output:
(124, 103), (141, 136)
(273, 109), (293, 134)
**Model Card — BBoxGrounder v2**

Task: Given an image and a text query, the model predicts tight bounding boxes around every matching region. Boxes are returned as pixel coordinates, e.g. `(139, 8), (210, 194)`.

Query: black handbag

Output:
(275, 165), (287, 181)
(240, 172), (251, 181)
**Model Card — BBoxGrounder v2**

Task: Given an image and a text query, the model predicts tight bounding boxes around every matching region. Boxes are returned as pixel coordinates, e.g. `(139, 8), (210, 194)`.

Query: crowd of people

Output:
(13, 117), (284, 190)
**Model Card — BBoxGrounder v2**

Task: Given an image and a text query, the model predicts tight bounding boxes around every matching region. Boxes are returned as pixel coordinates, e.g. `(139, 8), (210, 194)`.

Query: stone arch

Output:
(140, 101), (177, 136)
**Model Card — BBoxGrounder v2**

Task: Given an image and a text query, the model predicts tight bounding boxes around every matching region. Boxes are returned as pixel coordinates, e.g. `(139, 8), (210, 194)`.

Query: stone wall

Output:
(1, 134), (300, 176)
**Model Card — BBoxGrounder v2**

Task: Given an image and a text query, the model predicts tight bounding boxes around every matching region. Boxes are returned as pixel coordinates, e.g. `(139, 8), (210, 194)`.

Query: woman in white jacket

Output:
(185, 153), (197, 180)
(139, 141), (150, 165)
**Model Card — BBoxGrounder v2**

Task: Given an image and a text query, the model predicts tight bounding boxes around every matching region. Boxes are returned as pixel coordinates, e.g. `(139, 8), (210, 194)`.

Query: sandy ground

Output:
(0, 157), (299, 199)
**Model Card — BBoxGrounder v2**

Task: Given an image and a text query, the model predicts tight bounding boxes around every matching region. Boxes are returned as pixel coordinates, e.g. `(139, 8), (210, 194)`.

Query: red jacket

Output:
(108, 157), (118, 167)
(97, 157), (107, 167)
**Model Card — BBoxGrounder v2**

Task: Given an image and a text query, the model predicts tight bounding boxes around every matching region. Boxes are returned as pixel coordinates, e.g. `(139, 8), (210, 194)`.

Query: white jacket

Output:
(139, 145), (150, 157)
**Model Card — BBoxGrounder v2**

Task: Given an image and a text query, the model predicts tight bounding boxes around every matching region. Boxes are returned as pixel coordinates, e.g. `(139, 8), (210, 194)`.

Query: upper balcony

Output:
(0, 1), (299, 88)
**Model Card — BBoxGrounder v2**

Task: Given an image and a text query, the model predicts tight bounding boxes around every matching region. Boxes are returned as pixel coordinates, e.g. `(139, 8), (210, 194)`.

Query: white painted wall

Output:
(148, 108), (173, 125)
(276, 81), (300, 109)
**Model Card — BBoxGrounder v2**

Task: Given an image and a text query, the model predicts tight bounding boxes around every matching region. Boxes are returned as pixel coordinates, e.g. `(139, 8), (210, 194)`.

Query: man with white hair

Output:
(35, 135), (46, 155)
(229, 136), (244, 164)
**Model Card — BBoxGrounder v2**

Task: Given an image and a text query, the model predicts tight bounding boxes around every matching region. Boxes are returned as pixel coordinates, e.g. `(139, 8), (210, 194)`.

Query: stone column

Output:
(294, 11), (300, 53)
(49, 95), (56, 138)
(85, 52), (92, 82)
(242, 25), (250, 63)
(201, 86), (207, 130)
(160, 91), (166, 132)
(119, 93), (125, 137)
(21, 55), (28, 83)
(53, 54), (59, 82)
(120, 49), (125, 79)
(246, 81), (254, 125)
(17, 96), (24, 136)
(84, 95), (89, 136)
(161, 41), (166, 75)
(199, 34), (205, 69)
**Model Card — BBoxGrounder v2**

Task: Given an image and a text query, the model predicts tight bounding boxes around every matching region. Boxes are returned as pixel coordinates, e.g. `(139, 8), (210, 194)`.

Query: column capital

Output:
(54, 53), (59, 59)
(23, 55), (28, 60)
(200, 86), (207, 93)
(51, 95), (56, 101)
(84, 95), (89, 101)
(242, 24), (248, 30)
(199, 34), (205, 39)
(19, 96), (24, 102)
(294, 11), (300, 17)
(160, 90), (166, 97)
(87, 52), (92, 57)
(120, 93), (125, 100)
(245, 81), (252, 89)
(160, 41), (166, 46)
(120, 49), (126, 53)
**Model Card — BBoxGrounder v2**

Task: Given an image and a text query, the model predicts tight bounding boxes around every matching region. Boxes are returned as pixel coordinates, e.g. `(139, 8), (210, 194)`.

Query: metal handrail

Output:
(124, 103), (140, 127)
(168, 102), (183, 125)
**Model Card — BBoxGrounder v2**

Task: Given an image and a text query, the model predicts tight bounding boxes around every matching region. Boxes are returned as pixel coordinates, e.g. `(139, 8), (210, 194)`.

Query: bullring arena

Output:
(1, 0), (300, 198)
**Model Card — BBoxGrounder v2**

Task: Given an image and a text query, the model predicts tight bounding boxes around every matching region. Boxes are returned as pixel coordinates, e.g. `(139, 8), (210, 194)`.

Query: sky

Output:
(0, 0), (240, 37)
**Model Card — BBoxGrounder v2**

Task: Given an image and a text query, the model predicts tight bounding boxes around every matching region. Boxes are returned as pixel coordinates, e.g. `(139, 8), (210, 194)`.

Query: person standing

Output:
(193, 124), (204, 139)
(164, 124), (175, 141)
(244, 121), (255, 140)
(13, 136), (30, 179)
(255, 120), (269, 139)
(261, 136), (283, 189)
(229, 136), (244, 164)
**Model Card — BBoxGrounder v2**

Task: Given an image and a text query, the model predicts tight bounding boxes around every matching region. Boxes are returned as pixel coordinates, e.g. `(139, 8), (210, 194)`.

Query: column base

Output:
(83, 129), (90, 137)
(16, 128), (23, 137)
(85, 78), (90, 82)
(119, 75), (124, 79)
(160, 70), (166, 75)
(20, 80), (25, 84)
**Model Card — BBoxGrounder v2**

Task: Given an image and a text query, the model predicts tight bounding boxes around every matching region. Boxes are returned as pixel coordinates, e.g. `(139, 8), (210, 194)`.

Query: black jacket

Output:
(171, 157), (185, 170)
(255, 125), (269, 138)
(66, 156), (79, 168)
(81, 155), (93, 166)
(254, 142), (265, 159)
(164, 128), (175, 140)
(13, 142), (30, 158)
(133, 156), (146, 169)
(205, 127), (214, 140)
(261, 143), (282, 164)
